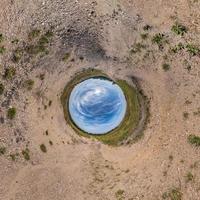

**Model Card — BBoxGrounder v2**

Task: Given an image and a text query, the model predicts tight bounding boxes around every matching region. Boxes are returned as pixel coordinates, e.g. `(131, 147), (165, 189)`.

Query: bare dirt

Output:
(1, 0), (200, 200)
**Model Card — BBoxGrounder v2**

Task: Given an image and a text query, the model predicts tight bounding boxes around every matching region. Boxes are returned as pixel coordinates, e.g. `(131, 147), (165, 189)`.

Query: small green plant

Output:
(0, 147), (6, 155)
(40, 144), (47, 153)
(185, 172), (194, 183)
(115, 189), (125, 199)
(162, 188), (182, 200)
(7, 107), (16, 120)
(22, 148), (30, 160)
(28, 29), (41, 39)
(152, 33), (166, 47)
(0, 83), (4, 95)
(62, 52), (71, 61)
(10, 153), (19, 161)
(143, 24), (152, 31)
(4, 67), (16, 79)
(140, 33), (148, 40)
(183, 112), (189, 119)
(186, 44), (200, 56)
(0, 46), (6, 54)
(24, 79), (34, 90)
(44, 30), (53, 38)
(162, 63), (170, 71)
(171, 23), (187, 36)
(130, 43), (146, 54)
(188, 135), (200, 146)
(170, 43), (185, 53)
(12, 48), (23, 63)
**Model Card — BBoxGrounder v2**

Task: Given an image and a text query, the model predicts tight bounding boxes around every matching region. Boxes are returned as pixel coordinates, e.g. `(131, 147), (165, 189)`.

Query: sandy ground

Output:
(0, 0), (200, 199)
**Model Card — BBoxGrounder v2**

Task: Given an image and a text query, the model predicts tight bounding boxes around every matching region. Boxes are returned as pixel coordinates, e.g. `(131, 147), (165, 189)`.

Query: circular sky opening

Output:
(68, 77), (127, 135)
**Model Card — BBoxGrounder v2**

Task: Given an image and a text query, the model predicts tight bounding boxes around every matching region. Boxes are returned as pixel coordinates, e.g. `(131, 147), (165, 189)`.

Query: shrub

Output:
(171, 23), (187, 36)
(140, 33), (148, 40)
(115, 189), (125, 199)
(186, 44), (200, 56)
(22, 148), (30, 160)
(0, 147), (6, 155)
(162, 188), (182, 200)
(188, 135), (200, 146)
(4, 67), (16, 79)
(185, 172), (194, 182)
(0, 46), (6, 54)
(28, 29), (41, 39)
(24, 79), (34, 90)
(0, 83), (4, 95)
(40, 144), (47, 153)
(62, 52), (70, 61)
(7, 107), (16, 119)
(152, 33), (165, 46)
(162, 63), (170, 71)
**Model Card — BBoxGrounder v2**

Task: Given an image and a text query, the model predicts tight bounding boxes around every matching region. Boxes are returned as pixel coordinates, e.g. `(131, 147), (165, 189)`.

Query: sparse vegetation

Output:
(0, 147), (6, 155)
(162, 188), (182, 200)
(183, 112), (189, 120)
(12, 48), (23, 63)
(185, 172), (194, 183)
(162, 63), (170, 71)
(140, 33), (148, 40)
(62, 52), (70, 61)
(4, 67), (16, 79)
(0, 46), (6, 54)
(28, 29), (41, 40)
(0, 83), (4, 95)
(170, 43), (184, 53)
(171, 23), (187, 36)
(115, 189), (125, 200)
(22, 148), (30, 160)
(130, 42), (146, 54)
(152, 33), (167, 48)
(24, 79), (34, 90)
(49, 140), (53, 145)
(7, 107), (16, 120)
(188, 135), (200, 147)
(186, 44), (200, 56)
(40, 144), (47, 153)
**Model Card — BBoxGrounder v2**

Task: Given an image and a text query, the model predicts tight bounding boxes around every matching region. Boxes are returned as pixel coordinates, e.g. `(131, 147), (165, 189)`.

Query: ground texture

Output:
(1, 0), (200, 200)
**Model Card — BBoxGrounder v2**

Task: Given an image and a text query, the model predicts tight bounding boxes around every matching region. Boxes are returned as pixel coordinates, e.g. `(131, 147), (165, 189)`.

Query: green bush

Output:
(7, 107), (16, 120)
(24, 79), (34, 90)
(4, 67), (16, 79)
(0, 46), (6, 54)
(162, 63), (170, 71)
(171, 23), (187, 36)
(22, 148), (30, 160)
(188, 135), (200, 146)
(186, 44), (200, 56)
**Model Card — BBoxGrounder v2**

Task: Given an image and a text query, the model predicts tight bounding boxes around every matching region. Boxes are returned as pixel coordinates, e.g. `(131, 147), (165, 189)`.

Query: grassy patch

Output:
(0, 147), (6, 155)
(171, 23), (187, 36)
(115, 189), (125, 200)
(170, 43), (185, 53)
(61, 69), (142, 146)
(12, 48), (23, 63)
(152, 33), (167, 48)
(162, 188), (182, 200)
(0, 46), (6, 54)
(188, 135), (200, 147)
(186, 44), (200, 56)
(24, 79), (34, 90)
(28, 29), (41, 40)
(0, 83), (4, 95)
(185, 172), (194, 183)
(22, 148), (30, 160)
(130, 43), (146, 54)
(62, 52), (71, 61)
(4, 67), (16, 80)
(162, 63), (170, 71)
(7, 107), (16, 120)
(40, 144), (47, 153)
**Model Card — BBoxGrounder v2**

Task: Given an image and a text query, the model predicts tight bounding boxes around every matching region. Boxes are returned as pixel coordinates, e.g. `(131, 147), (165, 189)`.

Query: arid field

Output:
(1, 0), (200, 200)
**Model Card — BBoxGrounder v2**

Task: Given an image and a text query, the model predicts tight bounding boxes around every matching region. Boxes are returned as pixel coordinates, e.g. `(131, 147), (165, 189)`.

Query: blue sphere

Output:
(68, 77), (127, 134)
